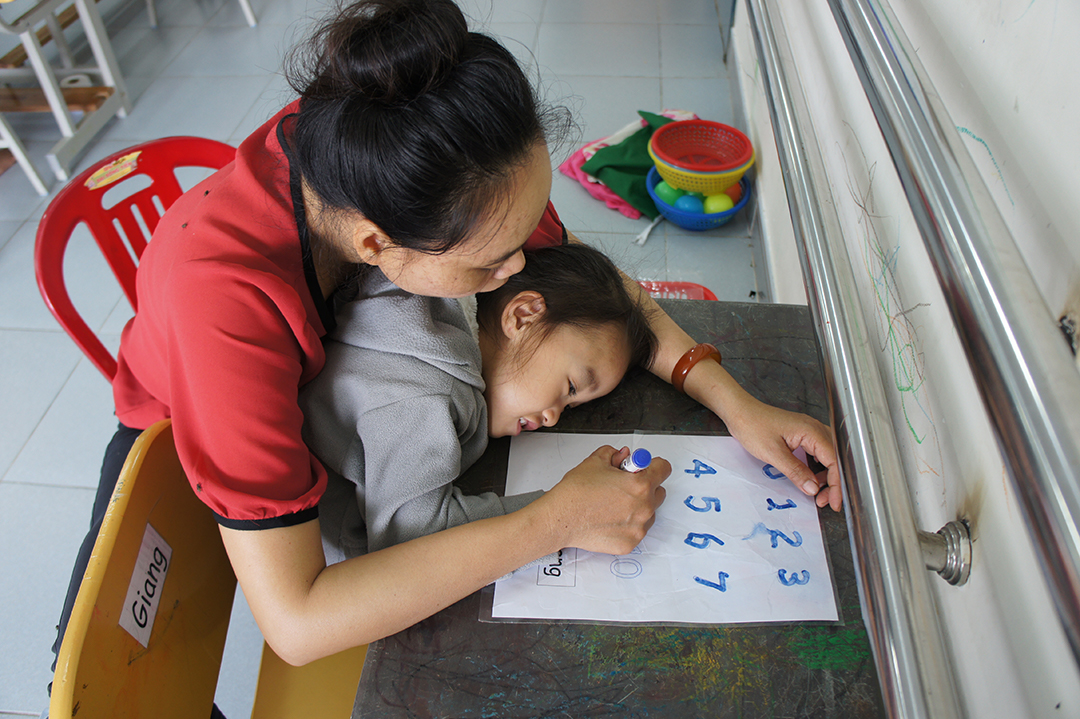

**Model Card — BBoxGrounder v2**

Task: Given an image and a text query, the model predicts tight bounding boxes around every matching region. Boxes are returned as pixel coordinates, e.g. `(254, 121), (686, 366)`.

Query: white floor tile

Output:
(551, 169), (657, 237)
(550, 76), (662, 150)
(538, 22), (660, 78)
(209, 0), (326, 29)
(158, 25), (292, 78)
(108, 22), (203, 82)
(0, 481), (95, 715)
(99, 74), (273, 143)
(141, 0), (231, 28)
(4, 359), (117, 490)
(0, 141), (53, 220)
(228, 73), (295, 143)
(665, 228), (757, 302)
(214, 589), (265, 719)
(662, 76), (734, 124)
(575, 230), (668, 285)
(658, 0), (722, 26)
(486, 22), (540, 72)
(459, 0), (544, 25)
(543, 0), (658, 25)
(0, 221), (124, 333)
(100, 300), (135, 337)
(661, 23), (726, 77)
(0, 331), (82, 476)
(0, 221), (23, 252)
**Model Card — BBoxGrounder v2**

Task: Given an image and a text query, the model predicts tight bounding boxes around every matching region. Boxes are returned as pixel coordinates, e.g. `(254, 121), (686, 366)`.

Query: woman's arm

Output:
(565, 231), (841, 511)
(220, 445), (669, 666)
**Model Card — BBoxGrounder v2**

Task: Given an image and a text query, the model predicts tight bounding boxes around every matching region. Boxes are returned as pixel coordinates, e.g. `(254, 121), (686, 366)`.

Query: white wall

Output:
(731, 1), (1080, 716)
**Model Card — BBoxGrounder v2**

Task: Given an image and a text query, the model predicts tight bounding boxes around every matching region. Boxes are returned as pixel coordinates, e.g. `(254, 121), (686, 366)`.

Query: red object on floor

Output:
(637, 280), (718, 301)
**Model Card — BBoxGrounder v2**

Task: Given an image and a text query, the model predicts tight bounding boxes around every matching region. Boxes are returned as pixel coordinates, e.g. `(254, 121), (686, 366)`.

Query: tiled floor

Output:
(0, 0), (749, 715)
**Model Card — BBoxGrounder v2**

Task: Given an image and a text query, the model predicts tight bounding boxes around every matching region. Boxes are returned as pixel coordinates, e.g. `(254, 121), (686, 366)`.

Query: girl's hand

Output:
(725, 398), (842, 511)
(539, 445), (670, 555)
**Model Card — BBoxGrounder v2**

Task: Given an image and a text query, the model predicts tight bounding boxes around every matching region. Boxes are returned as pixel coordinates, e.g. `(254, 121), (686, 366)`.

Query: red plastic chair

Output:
(637, 280), (719, 301)
(35, 137), (236, 381)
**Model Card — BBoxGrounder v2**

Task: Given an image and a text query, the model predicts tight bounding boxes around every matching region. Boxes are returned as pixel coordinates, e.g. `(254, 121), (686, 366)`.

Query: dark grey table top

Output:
(353, 299), (884, 718)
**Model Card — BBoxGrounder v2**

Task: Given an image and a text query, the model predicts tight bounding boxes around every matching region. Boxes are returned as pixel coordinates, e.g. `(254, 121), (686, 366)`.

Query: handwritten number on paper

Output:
(762, 463), (787, 480)
(767, 498), (797, 511)
(685, 532), (725, 549)
(684, 496), (722, 512)
(744, 522), (803, 548)
(610, 557), (643, 579)
(778, 569), (810, 586)
(694, 572), (730, 592)
(685, 459), (718, 478)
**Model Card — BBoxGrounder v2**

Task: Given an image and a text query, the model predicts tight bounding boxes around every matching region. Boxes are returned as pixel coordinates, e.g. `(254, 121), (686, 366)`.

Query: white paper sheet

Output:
(492, 433), (839, 624)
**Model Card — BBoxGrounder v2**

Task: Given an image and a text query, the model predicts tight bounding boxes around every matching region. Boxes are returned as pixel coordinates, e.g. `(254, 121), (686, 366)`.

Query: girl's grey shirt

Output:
(300, 269), (542, 564)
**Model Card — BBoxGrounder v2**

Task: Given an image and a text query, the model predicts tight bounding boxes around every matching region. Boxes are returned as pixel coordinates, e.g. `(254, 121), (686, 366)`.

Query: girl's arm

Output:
(220, 445), (669, 666)
(565, 232), (841, 511)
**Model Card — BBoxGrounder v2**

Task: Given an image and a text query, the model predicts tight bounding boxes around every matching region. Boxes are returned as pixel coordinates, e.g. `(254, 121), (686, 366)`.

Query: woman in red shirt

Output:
(54, 0), (839, 670)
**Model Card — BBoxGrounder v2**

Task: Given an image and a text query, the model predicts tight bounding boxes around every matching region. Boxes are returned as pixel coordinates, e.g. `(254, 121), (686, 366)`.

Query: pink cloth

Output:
(559, 146), (642, 219)
(558, 109), (698, 220)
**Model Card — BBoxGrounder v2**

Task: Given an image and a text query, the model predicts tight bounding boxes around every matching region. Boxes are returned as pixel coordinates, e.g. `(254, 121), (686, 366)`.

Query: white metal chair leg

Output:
(142, 0), (254, 27)
(237, 0), (257, 27)
(0, 114), (50, 196)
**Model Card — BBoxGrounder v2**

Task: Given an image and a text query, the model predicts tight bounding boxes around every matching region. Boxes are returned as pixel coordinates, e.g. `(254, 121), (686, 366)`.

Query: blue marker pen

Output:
(620, 448), (652, 473)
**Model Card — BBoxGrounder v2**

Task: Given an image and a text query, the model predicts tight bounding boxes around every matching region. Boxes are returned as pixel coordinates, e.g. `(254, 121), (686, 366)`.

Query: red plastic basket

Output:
(649, 120), (753, 173)
(637, 280), (718, 301)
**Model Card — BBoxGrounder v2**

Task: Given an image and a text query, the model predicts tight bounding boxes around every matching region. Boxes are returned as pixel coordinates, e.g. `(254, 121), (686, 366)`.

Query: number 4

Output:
(685, 459), (717, 478)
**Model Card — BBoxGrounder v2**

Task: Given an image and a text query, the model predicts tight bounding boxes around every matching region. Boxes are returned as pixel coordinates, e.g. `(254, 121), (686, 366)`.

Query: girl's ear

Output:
(501, 291), (547, 339)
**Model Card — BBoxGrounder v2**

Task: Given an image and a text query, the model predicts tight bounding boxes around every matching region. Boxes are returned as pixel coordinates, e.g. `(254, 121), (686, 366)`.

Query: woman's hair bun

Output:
(299, 0), (469, 105)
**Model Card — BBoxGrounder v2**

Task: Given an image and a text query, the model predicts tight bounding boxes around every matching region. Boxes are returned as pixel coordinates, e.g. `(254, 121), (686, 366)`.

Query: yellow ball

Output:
(704, 193), (735, 214)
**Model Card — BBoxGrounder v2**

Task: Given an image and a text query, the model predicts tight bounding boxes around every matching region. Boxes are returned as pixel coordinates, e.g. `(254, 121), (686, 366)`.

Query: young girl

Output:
(302, 244), (657, 561)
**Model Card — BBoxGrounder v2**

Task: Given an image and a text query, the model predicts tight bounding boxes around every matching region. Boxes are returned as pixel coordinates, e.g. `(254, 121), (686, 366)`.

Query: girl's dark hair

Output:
(285, 0), (566, 253)
(475, 244), (659, 371)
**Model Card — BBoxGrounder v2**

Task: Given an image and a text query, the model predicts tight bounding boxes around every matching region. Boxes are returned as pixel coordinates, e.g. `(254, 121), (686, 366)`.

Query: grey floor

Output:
(0, 0), (751, 715)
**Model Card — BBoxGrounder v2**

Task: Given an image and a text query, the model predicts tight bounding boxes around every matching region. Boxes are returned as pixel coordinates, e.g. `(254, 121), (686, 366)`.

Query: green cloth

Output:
(579, 111), (673, 220)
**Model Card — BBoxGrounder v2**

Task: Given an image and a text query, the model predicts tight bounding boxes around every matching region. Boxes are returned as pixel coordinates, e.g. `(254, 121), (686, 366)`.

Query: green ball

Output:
(704, 193), (735, 214)
(654, 180), (685, 206)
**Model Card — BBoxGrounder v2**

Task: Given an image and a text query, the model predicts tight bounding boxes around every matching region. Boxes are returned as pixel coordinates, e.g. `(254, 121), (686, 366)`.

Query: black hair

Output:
(285, 0), (568, 253)
(475, 244), (659, 371)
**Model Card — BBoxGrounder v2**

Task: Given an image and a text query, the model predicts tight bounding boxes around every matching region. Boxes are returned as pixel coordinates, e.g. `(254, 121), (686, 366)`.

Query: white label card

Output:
(118, 523), (172, 647)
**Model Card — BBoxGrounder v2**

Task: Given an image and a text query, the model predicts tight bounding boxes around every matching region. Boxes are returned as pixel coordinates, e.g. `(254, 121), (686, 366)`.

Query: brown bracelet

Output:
(671, 342), (722, 394)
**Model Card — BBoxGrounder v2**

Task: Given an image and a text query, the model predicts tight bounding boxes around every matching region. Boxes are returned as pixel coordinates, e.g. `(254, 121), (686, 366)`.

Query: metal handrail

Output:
(826, 0), (1080, 667)
(743, 1), (966, 716)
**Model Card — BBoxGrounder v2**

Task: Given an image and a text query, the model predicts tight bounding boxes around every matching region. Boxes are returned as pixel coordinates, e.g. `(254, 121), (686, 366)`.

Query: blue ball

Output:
(674, 194), (704, 214)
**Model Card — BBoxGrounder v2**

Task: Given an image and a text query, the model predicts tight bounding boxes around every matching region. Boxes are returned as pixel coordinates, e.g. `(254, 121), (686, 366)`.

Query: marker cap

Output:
(621, 448), (652, 472)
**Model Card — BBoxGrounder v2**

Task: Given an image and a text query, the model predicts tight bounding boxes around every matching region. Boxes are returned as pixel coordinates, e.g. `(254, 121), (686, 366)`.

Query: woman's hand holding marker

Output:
(541, 445), (669, 557)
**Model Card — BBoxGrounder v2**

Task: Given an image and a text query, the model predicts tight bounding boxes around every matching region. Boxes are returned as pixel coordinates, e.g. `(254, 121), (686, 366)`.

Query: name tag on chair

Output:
(119, 524), (172, 647)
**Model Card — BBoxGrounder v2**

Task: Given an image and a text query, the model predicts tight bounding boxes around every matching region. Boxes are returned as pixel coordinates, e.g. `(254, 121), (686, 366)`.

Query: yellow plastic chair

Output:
(50, 419), (366, 719)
